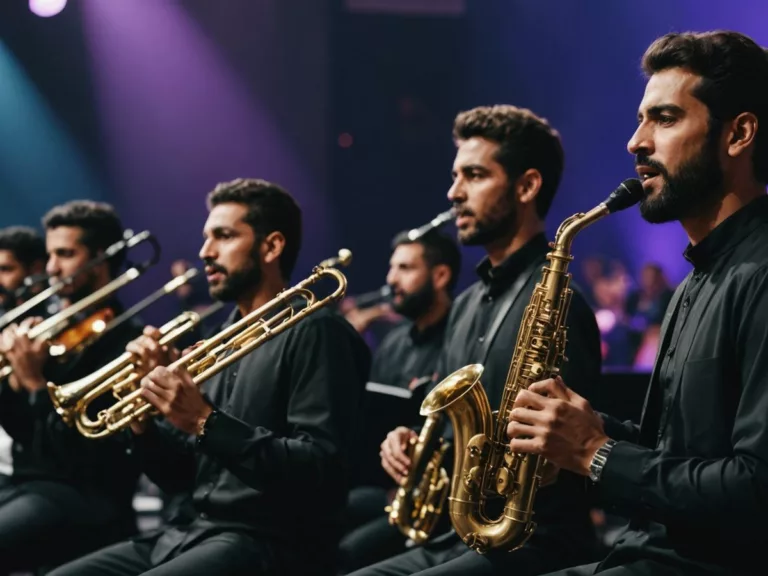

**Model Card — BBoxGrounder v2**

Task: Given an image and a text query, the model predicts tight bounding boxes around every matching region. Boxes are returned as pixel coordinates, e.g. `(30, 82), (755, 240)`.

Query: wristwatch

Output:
(588, 438), (617, 482)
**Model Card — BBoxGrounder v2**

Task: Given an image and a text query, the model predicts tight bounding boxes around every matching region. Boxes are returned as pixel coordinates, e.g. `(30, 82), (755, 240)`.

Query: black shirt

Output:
(0, 298), (143, 519)
(598, 195), (768, 575)
(135, 307), (371, 566)
(369, 315), (448, 392)
(428, 233), (603, 554)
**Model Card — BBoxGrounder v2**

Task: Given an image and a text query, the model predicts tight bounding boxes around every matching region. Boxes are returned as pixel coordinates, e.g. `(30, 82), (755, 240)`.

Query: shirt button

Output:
(682, 298), (690, 308)
(200, 512), (208, 520)
(666, 347), (675, 357)
(478, 336), (485, 343)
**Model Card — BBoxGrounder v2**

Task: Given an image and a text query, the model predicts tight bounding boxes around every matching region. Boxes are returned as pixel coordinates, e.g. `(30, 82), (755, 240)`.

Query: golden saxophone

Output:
(385, 415), (451, 544)
(419, 179), (643, 554)
(383, 208), (456, 544)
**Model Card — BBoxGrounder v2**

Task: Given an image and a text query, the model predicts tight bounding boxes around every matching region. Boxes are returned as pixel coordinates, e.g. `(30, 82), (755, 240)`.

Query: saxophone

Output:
(419, 179), (643, 554)
(385, 415), (451, 544)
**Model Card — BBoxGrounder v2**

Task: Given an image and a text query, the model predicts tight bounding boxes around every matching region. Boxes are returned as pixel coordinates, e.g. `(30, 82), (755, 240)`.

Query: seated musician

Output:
(508, 30), (768, 576)
(350, 105), (603, 576)
(339, 229), (461, 573)
(0, 226), (47, 488)
(0, 202), (144, 574)
(50, 178), (371, 576)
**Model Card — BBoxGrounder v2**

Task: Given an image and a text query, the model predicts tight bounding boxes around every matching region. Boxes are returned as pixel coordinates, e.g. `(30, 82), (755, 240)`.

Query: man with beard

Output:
(350, 104), (602, 576)
(0, 201), (143, 574)
(50, 178), (370, 576)
(338, 229), (461, 573)
(506, 31), (768, 576)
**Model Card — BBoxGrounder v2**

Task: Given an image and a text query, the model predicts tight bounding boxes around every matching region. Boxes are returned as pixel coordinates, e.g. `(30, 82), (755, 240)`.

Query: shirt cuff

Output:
(597, 440), (650, 507)
(196, 410), (255, 460)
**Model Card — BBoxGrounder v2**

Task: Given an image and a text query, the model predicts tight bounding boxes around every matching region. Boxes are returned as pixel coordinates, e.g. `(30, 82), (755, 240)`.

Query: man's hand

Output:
(1, 317), (48, 392)
(506, 376), (608, 477)
(126, 326), (179, 377)
(139, 365), (211, 435)
(380, 426), (417, 484)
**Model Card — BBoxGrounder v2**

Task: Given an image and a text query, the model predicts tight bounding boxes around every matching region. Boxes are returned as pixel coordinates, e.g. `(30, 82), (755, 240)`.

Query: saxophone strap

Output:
(480, 257), (543, 364)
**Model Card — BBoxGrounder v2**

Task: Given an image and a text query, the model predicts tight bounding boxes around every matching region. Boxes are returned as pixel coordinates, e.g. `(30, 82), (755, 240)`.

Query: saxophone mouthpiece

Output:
(603, 178), (644, 213)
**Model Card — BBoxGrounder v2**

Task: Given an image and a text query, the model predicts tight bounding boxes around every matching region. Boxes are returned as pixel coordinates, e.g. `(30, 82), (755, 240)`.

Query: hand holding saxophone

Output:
(380, 426), (418, 483)
(0, 317), (47, 392)
(138, 365), (212, 436)
(506, 376), (608, 477)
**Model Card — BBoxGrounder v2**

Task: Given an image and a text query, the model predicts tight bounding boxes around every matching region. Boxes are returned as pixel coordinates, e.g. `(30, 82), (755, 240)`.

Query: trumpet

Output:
(406, 208), (455, 241)
(60, 249), (352, 439)
(0, 230), (154, 331)
(50, 299), (224, 428)
(0, 231), (161, 381)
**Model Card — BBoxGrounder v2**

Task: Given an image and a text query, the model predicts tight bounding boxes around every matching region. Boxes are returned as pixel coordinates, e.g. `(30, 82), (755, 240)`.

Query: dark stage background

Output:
(2, 0), (767, 368)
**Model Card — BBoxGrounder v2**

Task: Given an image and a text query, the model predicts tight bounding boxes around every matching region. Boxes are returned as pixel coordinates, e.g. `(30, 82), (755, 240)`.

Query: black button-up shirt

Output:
(135, 307), (370, 567)
(428, 233), (603, 553)
(0, 299), (142, 519)
(598, 195), (768, 575)
(369, 314), (448, 392)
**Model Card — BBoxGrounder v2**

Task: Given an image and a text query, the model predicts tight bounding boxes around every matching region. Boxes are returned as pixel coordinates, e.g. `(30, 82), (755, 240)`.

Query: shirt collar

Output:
(684, 195), (768, 269)
(475, 233), (549, 289)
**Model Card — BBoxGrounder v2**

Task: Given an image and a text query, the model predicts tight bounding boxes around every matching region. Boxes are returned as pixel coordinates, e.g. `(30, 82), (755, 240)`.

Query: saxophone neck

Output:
(550, 204), (611, 264)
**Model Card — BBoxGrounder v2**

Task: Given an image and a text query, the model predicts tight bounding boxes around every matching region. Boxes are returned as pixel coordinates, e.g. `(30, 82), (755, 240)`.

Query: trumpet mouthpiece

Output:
(337, 249), (353, 267)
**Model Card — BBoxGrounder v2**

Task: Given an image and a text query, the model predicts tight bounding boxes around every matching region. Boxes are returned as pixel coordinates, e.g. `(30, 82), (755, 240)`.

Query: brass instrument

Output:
(64, 249), (352, 439)
(49, 300), (224, 428)
(419, 179), (643, 554)
(0, 230), (153, 331)
(407, 208), (455, 241)
(0, 231), (161, 381)
(381, 207), (457, 543)
(385, 415), (451, 544)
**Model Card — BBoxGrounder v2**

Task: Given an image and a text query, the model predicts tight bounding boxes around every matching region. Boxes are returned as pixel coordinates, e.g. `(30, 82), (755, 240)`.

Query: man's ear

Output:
(726, 112), (758, 160)
(431, 263), (451, 292)
(261, 231), (286, 266)
(514, 168), (543, 207)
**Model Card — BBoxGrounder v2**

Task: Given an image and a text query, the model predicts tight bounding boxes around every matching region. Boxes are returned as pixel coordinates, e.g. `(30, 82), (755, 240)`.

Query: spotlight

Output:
(29, 0), (67, 18)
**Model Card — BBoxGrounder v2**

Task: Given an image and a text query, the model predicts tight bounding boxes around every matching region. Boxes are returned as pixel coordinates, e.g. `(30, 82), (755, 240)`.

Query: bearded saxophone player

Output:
(420, 179), (643, 554)
(352, 104), (604, 576)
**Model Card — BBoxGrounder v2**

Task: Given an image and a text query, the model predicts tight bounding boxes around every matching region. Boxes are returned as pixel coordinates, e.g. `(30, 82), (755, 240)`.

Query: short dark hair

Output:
(392, 229), (462, 294)
(42, 200), (125, 275)
(452, 105), (564, 219)
(0, 226), (46, 269)
(642, 31), (768, 184)
(207, 178), (302, 279)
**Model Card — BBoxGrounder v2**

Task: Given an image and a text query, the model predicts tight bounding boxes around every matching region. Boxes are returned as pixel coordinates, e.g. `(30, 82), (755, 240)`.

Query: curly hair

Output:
(452, 105), (564, 218)
(642, 31), (768, 184)
(42, 200), (125, 275)
(0, 226), (46, 269)
(207, 178), (302, 279)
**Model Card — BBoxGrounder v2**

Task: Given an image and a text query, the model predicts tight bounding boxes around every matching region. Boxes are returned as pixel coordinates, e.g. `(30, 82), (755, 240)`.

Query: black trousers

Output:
(338, 486), (407, 574)
(542, 561), (705, 575)
(47, 533), (272, 576)
(0, 480), (129, 575)
(347, 531), (599, 576)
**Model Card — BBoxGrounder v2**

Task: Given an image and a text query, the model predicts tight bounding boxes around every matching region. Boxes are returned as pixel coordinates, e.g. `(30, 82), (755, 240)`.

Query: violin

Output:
(48, 307), (116, 359)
